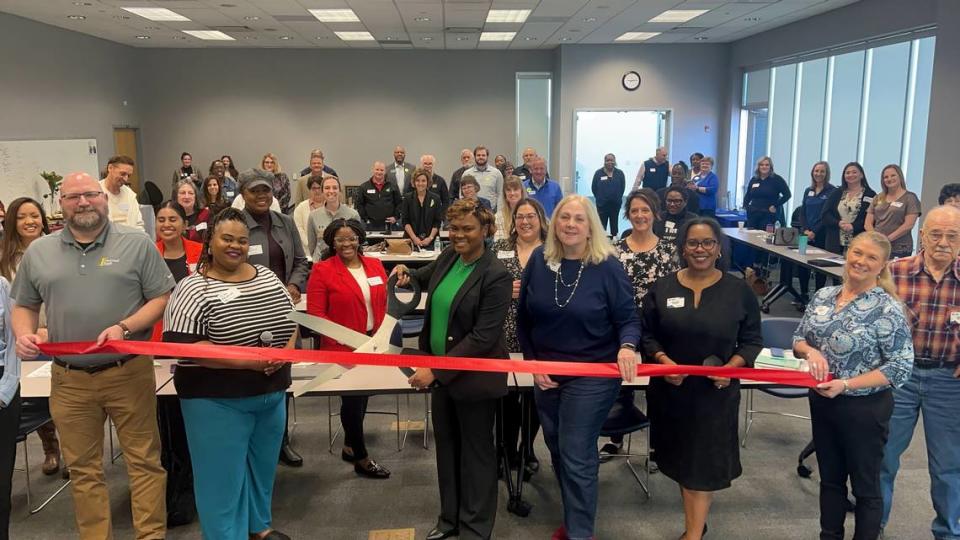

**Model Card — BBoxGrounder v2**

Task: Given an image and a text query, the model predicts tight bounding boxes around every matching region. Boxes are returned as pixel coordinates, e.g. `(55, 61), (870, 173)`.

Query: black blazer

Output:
(410, 247), (511, 401)
(400, 191), (443, 239)
(820, 185), (877, 254)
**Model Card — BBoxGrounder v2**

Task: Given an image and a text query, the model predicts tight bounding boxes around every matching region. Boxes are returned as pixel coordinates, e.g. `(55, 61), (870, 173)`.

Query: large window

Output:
(735, 36), (936, 217)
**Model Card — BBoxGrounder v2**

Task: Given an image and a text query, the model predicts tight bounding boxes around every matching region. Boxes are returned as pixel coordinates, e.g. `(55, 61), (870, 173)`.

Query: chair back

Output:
(761, 317), (801, 350)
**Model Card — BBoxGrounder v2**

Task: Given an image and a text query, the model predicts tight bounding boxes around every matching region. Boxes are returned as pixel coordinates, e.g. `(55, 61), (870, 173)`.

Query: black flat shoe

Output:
(426, 526), (458, 540)
(278, 443), (303, 467)
(341, 450), (357, 463)
(679, 523), (707, 540)
(354, 459), (391, 479)
(260, 531), (291, 540)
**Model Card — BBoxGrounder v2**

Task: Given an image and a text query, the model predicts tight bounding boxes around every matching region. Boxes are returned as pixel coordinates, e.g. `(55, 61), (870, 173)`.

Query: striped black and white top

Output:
(163, 264), (297, 399)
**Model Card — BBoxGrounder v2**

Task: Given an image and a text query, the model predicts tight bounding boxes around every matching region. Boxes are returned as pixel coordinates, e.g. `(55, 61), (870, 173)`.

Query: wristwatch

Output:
(116, 321), (132, 340)
(840, 379), (850, 394)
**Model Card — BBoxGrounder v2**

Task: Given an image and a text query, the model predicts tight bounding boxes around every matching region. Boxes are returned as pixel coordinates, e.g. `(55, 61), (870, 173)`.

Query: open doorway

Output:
(574, 109), (670, 233)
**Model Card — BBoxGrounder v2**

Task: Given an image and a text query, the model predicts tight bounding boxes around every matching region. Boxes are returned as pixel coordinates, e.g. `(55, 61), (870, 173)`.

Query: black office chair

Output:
(599, 399), (651, 498)
(138, 180), (164, 211)
(15, 401), (70, 514)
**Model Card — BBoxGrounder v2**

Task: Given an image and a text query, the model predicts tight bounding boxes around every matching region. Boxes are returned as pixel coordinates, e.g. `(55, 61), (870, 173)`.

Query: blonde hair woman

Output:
(865, 164), (921, 258)
(495, 175), (527, 241)
(517, 194), (640, 539)
(261, 153), (293, 213)
(793, 230), (914, 540)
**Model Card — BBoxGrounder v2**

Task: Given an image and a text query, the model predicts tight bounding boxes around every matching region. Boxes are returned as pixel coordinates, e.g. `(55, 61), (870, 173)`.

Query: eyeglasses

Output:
(665, 198), (685, 206)
(334, 236), (359, 245)
(61, 191), (103, 202)
(925, 231), (960, 243)
(684, 238), (718, 250)
(515, 213), (538, 222)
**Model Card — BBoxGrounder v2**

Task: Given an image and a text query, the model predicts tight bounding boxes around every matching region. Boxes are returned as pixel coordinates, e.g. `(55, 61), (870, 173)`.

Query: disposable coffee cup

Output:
(738, 221), (745, 230)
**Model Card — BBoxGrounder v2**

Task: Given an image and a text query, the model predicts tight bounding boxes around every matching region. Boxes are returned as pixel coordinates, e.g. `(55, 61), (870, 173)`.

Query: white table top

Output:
(722, 227), (845, 278)
(367, 231), (449, 240)
(20, 359), (177, 399)
(295, 292), (427, 312)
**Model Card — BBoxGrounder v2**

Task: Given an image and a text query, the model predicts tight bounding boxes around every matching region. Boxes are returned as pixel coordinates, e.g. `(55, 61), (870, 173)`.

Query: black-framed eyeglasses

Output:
(684, 238), (718, 250)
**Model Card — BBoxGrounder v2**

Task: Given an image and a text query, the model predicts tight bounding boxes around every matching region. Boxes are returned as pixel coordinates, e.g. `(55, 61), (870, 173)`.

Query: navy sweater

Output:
(517, 247), (641, 366)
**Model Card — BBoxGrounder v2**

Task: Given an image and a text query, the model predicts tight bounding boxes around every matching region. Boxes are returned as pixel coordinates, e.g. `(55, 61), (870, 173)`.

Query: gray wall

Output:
(137, 48), (554, 190)
(554, 43), (730, 193)
(0, 13), (140, 175)
(720, 0), (951, 213)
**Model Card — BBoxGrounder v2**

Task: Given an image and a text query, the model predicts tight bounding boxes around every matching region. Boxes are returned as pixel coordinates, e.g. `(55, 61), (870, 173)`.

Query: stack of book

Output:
(754, 348), (807, 371)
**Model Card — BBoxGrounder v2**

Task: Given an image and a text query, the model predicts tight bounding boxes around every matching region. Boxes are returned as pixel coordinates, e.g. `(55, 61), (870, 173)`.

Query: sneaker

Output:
(599, 442), (622, 463)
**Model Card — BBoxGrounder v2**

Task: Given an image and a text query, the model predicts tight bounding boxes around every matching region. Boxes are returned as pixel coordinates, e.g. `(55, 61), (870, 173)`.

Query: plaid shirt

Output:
(890, 253), (960, 364)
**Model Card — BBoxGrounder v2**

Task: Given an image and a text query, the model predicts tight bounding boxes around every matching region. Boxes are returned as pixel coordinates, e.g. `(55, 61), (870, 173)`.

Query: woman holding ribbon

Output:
(306, 218), (390, 479)
(641, 217), (762, 540)
(163, 207), (297, 540)
(394, 198), (511, 540)
(517, 194), (640, 540)
(792, 231), (913, 540)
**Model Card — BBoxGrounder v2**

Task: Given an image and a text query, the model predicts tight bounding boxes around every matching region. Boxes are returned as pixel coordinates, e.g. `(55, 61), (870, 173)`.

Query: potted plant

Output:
(40, 170), (63, 218)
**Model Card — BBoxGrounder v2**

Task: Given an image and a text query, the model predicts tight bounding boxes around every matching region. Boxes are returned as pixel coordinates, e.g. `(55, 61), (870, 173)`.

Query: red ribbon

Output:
(38, 341), (824, 388)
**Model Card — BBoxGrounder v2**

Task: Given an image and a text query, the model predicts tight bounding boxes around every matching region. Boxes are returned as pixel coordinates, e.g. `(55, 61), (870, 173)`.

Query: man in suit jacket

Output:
(397, 199), (510, 540)
(386, 146), (417, 193)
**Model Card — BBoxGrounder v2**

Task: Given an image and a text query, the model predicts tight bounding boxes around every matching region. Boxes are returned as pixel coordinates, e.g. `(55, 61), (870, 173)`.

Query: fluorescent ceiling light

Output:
(182, 30), (234, 41)
(486, 9), (530, 23)
(121, 7), (190, 22)
(615, 32), (660, 42)
(649, 9), (709, 23)
(480, 31), (516, 41)
(335, 31), (375, 41)
(310, 9), (360, 22)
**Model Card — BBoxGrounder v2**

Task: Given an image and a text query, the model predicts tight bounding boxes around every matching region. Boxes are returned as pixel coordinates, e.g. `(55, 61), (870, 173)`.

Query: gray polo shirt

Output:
(11, 222), (174, 366)
(306, 203), (361, 260)
(464, 165), (504, 211)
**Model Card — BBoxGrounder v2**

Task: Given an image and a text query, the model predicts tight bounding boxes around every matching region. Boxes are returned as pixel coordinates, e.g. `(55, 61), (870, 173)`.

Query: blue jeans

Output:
(180, 391), (286, 540)
(880, 366), (960, 540)
(535, 376), (621, 540)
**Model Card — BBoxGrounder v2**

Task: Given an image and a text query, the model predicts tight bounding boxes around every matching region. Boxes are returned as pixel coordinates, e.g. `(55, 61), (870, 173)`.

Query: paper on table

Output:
(26, 361), (52, 378)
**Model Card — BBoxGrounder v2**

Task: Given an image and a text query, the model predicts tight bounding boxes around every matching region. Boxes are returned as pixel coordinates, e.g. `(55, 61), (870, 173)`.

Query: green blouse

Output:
(429, 258), (478, 355)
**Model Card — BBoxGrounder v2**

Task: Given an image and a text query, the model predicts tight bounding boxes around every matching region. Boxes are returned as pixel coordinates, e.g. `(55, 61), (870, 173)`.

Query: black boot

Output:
(278, 429), (302, 467)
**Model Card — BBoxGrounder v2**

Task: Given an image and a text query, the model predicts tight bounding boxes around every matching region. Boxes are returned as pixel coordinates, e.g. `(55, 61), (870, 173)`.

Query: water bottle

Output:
(433, 236), (440, 253)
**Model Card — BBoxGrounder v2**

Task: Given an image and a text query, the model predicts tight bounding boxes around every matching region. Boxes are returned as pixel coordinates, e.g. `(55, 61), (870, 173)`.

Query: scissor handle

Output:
(387, 273), (422, 319)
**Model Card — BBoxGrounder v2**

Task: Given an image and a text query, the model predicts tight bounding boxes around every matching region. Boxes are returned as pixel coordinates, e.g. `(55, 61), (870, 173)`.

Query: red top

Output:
(152, 237), (204, 341)
(306, 255), (388, 351)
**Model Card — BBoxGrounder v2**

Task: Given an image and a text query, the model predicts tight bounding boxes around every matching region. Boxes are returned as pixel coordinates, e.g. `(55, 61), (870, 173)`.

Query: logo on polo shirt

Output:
(98, 257), (120, 267)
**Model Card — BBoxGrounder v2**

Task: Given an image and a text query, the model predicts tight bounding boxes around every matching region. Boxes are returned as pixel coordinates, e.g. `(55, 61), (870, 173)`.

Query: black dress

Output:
(640, 273), (762, 491)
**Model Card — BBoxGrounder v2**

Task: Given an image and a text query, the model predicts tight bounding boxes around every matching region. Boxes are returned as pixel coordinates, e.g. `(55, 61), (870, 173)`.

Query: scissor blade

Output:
(353, 315), (401, 355)
(293, 364), (349, 397)
(287, 312), (367, 350)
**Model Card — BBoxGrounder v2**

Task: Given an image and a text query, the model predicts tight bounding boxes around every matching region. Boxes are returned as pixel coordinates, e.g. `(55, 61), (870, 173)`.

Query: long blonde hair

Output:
(261, 153), (283, 174)
(844, 231), (898, 299)
(875, 164), (906, 205)
(544, 194), (616, 266)
(499, 175), (527, 239)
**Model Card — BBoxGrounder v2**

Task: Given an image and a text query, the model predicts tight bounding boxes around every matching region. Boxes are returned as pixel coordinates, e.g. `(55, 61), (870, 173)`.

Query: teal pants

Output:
(180, 391), (286, 540)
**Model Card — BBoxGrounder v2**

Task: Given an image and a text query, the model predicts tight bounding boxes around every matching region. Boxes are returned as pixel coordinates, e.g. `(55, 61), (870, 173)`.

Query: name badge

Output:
(226, 191), (235, 198)
(863, 196), (873, 203)
(814, 305), (830, 316)
(950, 312), (960, 325)
(497, 250), (515, 259)
(808, 190), (816, 197)
(188, 263), (197, 274)
(619, 252), (632, 261)
(217, 287), (242, 304)
(649, 168), (657, 173)
(601, 176), (609, 181)
(666, 297), (685, 309)
(118, 203), (130, 212)
(891, 201), (904, 208)
(248, 244), (264, 256)
(367, 276), (384, 286)
(547, 261), (560, 273)
(751, 183), (760, 189)
(367, 189), (376, 194)
(195, 222), (208, 231)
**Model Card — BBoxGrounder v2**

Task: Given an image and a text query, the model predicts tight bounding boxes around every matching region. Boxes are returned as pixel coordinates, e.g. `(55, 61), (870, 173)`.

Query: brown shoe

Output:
(42, 453), (60, 476)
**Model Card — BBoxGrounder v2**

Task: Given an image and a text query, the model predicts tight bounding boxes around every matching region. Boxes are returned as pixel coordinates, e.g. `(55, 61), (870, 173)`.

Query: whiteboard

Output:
(0, 138), (100, 214)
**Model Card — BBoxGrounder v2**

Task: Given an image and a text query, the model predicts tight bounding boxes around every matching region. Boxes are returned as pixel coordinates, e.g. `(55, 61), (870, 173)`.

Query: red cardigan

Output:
(306, 255), (388, 351)
(152, 238), (204, 341)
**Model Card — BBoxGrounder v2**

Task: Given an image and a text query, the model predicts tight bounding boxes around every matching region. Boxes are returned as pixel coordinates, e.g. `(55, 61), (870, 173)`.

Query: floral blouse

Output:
(614, 237), (679, 306)
(793, 285), (914, 396)
(273, 172), (292, 211)
(837, 192), (864, 247)
(491, 238), (526, 353)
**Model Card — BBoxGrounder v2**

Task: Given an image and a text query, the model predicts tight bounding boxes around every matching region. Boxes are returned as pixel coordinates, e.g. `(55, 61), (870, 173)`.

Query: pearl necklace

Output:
(554, 260), (585, 308)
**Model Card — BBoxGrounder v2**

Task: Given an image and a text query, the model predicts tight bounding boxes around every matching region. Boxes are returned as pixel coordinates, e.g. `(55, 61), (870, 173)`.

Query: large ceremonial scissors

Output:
(287, 274), (422, 396)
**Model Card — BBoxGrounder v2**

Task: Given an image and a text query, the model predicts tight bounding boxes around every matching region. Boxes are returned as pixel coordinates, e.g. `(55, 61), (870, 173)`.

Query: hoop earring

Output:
(717, 251), (722, 259)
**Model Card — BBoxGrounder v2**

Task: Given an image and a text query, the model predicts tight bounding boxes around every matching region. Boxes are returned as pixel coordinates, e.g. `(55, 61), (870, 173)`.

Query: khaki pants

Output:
(50, 355), (166, 540)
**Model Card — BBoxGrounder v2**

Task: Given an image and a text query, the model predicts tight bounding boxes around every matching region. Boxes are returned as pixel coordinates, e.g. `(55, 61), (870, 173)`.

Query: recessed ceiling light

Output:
(182, 30), (235, 41)
(144, 26), (160, 30)
(569, 29), (581, 33)
(67, 15), (86, 20)
(172, 36), (186, 40)
(310, 9), (360, 22)
(649, 9), (709, 23)
(72, 2), (92, 6)
(583, 17), (597, 23)
(523, 36), (537, 41)
(615, 31), (661, 42)
(455, 36), (469, 41)
(480, 32), (515, 42)
(694, 36), (709, 41)
(135, 35), (150, 40)
(315, 36), (329, 40)
(743, 17), (761, 22)
(243, 36), (257, 40)
(121, 7), (190, 22)
(335, 31), (375, 41)
(560, 37), (572, 41)
(278, 36), (292, 40)
(421, 36), (433, 41)
(244, 16), (260, 21)
(220, 4), (236, 7)
(113, 15), (130, 20)
(486, 9), (530, 23)
(414, 16), (430, 22)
